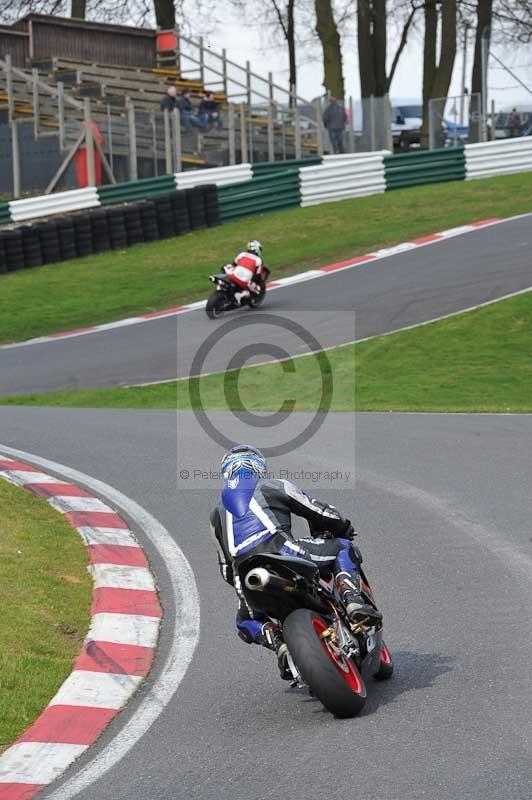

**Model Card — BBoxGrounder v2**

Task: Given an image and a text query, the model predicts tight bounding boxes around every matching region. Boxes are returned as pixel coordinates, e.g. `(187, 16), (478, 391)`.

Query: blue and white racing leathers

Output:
(210, 473), (360, 644)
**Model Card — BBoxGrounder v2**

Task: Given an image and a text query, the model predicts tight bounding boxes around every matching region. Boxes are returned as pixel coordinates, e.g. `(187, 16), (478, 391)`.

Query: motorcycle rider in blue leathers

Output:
(210, 445), (382, 678)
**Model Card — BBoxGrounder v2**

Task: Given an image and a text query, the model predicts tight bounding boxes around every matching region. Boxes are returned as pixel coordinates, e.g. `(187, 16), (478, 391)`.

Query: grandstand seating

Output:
(0, 14), (320, 194)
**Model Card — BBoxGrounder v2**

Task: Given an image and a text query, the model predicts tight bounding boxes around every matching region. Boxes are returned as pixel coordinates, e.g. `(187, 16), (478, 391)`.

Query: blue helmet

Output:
(221, 445), (267, 480)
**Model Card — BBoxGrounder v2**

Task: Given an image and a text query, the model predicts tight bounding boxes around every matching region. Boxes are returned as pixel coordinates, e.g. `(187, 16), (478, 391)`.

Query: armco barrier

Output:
(10, 187), (100, 223)
(252, 156), (322, 177)
(175, 163), (253, 190)
(465, 136), (532, 180)
(299, 152), (388, 207)
(218, 170), (301, 221)
(0, 201), (12, 225)
(98, 175), (176, 205)
(384, 147), (465, 190)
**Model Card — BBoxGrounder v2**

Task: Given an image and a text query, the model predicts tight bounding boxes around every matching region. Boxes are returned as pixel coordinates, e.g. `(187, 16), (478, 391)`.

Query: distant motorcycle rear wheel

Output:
(206, 291), (227, 319)
(249, 282), (266, 308)
(283, 609), (366, 718)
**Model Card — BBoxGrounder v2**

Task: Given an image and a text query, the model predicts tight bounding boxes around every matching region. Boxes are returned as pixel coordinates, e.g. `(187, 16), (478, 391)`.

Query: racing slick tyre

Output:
(283, 609), (367, 718)
(206, 291), (227, 320)
(373, 640), (394, 681)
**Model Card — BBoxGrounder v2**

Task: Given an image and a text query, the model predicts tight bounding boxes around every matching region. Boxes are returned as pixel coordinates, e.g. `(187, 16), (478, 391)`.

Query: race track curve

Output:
(0, 407), (531, 800)
(1, 213), (531, 394)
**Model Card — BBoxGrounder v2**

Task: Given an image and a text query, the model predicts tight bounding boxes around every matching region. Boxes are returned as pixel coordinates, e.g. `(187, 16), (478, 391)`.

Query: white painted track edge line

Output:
(2, 211), (531, 351)
(0, 444), (200, 800)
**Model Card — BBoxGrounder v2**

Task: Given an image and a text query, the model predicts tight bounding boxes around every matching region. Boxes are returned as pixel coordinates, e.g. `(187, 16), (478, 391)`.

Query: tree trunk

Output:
(421, 0), (457, 148)
(154, 0), (176, 30)
(470, 0), (493, 142)
(70, 0), (86, 19)
(357, 0), (389, 146)
(357, 0), (375, 98)
(373, 0), (387, 96)
(315, 0), (344, 99)
(287, 0), (297, 99)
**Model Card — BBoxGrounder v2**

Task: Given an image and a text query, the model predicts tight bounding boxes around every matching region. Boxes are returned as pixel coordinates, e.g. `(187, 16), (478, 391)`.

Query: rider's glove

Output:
(344, 524), (358, 540)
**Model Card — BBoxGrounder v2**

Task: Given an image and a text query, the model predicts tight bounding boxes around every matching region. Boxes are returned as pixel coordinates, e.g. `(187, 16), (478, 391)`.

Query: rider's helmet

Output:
(247, 240), (263, 258)
(221, 445), (267, 480)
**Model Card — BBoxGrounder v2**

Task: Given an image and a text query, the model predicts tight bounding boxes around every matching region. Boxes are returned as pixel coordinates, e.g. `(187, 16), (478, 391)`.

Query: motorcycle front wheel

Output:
(283, 609), (367, 718)
(206, 291), (228, 319)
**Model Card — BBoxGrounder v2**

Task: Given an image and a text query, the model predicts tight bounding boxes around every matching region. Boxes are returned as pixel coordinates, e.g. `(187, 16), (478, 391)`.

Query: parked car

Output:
(391, 105), (423, 150)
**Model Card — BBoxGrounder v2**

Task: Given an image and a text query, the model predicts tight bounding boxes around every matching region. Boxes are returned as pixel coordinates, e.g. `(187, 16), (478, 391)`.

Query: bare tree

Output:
(356, 0), (422, 144)
(420, 0), (457, 148)
(70, 0), (86, 17)
(356, 0), (422, 97)
(467, 0), (492, 141)
(315, 0), (344, 98)
(270, 0), (297, 96)
(153, 0), (175, 28)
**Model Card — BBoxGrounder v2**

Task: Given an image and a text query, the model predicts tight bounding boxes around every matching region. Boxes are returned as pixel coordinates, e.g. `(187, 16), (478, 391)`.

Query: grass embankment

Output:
(1, 172), (532, 345)
(0, 479), (91, 752)
(3, 290), (531, 413)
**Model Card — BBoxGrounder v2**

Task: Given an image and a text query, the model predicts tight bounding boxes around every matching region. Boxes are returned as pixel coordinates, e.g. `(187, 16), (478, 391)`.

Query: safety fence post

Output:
(84, 98), (96, 187)
(163, 109), (172, 174)
(127, 101), (138, 180)
(240, 104), (248, 164)
(173, 108), (182, 174)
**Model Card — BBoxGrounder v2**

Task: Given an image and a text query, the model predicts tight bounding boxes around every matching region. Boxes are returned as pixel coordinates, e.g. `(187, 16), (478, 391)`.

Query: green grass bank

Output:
(3, 289), (531, 413)
(0, 480), (91, 752)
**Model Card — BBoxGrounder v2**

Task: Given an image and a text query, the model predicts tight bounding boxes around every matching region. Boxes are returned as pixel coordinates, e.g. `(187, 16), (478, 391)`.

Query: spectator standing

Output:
(198, 91), (223, 131)
(508, 108), (522, 138)
(323, 96), (346, 154)
(160, 85), (177, 113)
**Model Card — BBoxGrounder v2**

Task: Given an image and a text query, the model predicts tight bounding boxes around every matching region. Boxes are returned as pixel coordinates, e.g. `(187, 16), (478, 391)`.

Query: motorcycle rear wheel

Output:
(283, 609), (367, 718)
(373, 640), (394, 680)
(249, 282), (266, 308)
(206, 291), (227, 319)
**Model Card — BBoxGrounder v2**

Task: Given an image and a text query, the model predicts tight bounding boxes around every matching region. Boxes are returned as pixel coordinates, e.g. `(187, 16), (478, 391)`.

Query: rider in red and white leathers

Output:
(223, 239), (264, 304)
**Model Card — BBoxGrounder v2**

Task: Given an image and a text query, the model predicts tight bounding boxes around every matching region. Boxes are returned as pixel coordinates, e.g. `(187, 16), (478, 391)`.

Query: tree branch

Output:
(387, 1), (423, 90)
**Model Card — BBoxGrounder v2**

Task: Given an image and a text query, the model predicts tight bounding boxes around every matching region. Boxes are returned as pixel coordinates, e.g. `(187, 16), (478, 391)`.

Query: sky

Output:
(186, 1), (532, 112)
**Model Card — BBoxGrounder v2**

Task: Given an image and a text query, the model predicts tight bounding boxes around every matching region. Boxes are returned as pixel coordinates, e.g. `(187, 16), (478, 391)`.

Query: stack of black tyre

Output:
(0, 184), (221, 274)
(203, 184), (220, 227)
(107, 207), (128, 249)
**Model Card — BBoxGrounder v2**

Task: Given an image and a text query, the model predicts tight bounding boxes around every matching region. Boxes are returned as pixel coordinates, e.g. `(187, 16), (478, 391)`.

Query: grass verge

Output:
(1, 172), (532, 345)
(2, 289), (531, 413)
(0, 479), (91, 752)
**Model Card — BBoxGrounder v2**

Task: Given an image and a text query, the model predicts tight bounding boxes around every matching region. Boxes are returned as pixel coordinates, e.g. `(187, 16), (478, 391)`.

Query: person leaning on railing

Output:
(160, 85), (177, 112)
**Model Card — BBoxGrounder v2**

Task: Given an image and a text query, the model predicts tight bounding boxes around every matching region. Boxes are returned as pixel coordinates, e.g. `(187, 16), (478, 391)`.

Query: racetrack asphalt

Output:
(1, 407), (531, 800)
(1, 213), (531, 395)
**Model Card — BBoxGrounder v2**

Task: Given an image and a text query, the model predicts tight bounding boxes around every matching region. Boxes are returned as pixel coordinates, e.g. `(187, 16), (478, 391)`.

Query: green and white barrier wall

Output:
(1, 136), (531, 243)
